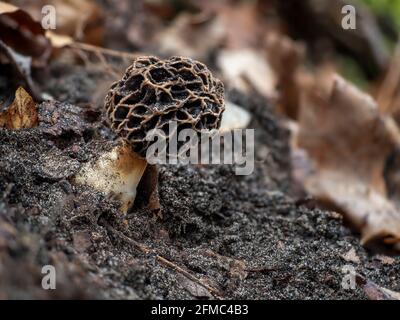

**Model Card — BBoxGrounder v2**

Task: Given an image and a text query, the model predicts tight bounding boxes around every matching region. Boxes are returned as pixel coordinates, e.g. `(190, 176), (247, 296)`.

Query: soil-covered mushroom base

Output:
(1, 65), (399, 299)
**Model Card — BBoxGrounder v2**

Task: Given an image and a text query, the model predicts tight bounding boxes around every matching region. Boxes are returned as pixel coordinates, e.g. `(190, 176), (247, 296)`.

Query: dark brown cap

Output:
(105, 56), (225, 157)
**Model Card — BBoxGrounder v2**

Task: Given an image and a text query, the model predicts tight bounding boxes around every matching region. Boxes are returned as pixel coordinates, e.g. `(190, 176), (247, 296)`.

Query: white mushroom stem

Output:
(220, 101), (252, 133)
(74, 142), (147, 213)
(73, 102), (248, 214)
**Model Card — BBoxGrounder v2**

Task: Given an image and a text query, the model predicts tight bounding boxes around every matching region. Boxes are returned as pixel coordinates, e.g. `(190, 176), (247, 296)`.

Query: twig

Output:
(68, 42), (135, 80)
(245, 267), (280, 273)
(69, 42), (141, 62)
(103, 222), (223, 299)
(156, 255), (222, 298)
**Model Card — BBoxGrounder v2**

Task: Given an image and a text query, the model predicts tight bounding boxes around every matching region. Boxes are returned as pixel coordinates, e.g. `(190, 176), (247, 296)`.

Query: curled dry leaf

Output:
(176, 274), (213, 299)
(156, 1), (277, 101)
(45, 31), (74, 49)
(18, 0), (104, 45)
(156, 1), (267, 61)
(341, 247), (360, 264)
(217, 49), (277, 99)
(0, 2), (48, 99)
(0, 1), (51, 67)
(265, 32), (306, 119)
(125, 1), (165, 50)
(295, 73), (400, 248)
(0, 39), (41, 100)
(374, 255), (395, 265)
(156, 12), (224, 61)
(0, 87), (38, 129)
(357, 274), (400, 300)
(214, 1), (268, 50)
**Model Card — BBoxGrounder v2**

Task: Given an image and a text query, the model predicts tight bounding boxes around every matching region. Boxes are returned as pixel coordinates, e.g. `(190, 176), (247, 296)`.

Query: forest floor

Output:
(1, 61), (400, 299)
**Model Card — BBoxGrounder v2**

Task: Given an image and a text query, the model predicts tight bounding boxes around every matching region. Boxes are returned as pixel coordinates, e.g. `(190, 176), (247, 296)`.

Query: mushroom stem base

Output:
(74, 143), (147, 213)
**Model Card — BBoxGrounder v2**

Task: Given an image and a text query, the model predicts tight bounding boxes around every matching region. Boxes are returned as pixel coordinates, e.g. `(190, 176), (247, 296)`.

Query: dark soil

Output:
(1, 58), (399, 299)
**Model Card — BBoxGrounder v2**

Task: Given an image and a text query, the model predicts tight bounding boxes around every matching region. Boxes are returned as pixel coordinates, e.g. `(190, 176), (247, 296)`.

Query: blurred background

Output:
(2, 0), (400, 249)
(2, 0), (400, 300)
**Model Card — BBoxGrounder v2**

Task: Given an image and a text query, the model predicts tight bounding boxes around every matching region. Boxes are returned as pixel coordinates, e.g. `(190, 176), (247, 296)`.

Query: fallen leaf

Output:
(295, 73), (400, 248)
(0, 39), (41, 100)
(265, 32), (306, 119)
(18, 0), (104, 45)
(357, 274), (400, 300)
(217, 48), (277, 99)
(215, 1), (268, 50)
(0, 87), (38, 129)
(156, 1), (270, 61)
(373, 255), (395, 265)
(0, 2), (47, 99)
(177, 274), (213, 299)
(341, 248), (360, 264)
(0, 2), (16, 12)
(202, 249), (248, 281)
(46, 31), (74, 48)
(156, 12), (224, 61)
(0, 1), (51, 67)
(125, 1), (165, 50)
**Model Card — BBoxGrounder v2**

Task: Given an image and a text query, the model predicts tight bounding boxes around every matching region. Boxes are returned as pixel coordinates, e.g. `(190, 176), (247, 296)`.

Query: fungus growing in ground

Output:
(74, 56), (225, 212)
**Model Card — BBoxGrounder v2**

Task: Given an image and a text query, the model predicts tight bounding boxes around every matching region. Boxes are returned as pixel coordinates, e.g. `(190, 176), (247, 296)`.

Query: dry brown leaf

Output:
(0, 39), (41, 100)
(46, 31), (74, 48)
(17, 0), (104, 45)
(0, 1), (51, 67)
(295, 72), (400, 248)
(156, 12), (224, 61)
(155, 1), (278, 100)
(265, 32), (306, 119)
(0, 1), (49, 99)
(215, 1), (267, 50)
(217, 49), (277, 99)
(341, 248), (360, 264)
(156, 1), (269, 61)
(202, 249), (248, 281)
(0, 87), (38, 129)
(0, 2), (16, 13)
(176, 274), (213, 299)
(374, 255), (395, 265)
(125, 1), (165, 50)
(357, 274), (400, 300)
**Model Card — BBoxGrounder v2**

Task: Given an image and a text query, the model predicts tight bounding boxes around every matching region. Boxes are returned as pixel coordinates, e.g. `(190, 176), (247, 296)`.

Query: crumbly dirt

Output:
(1, 59), (399, 300)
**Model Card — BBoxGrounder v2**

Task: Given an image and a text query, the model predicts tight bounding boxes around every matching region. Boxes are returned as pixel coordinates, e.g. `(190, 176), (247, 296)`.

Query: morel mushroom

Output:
(75, 56), (225, 212)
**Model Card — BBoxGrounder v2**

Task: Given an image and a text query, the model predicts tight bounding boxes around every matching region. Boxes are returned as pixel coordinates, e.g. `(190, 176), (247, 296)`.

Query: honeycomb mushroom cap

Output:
(105, 56), (225, 157)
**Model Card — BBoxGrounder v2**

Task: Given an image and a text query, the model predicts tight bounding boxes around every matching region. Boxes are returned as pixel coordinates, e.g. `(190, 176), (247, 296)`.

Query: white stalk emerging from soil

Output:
(74, 55), (230, 213)
(74, 142), (147, 213)
(74, 101), (248, 214)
